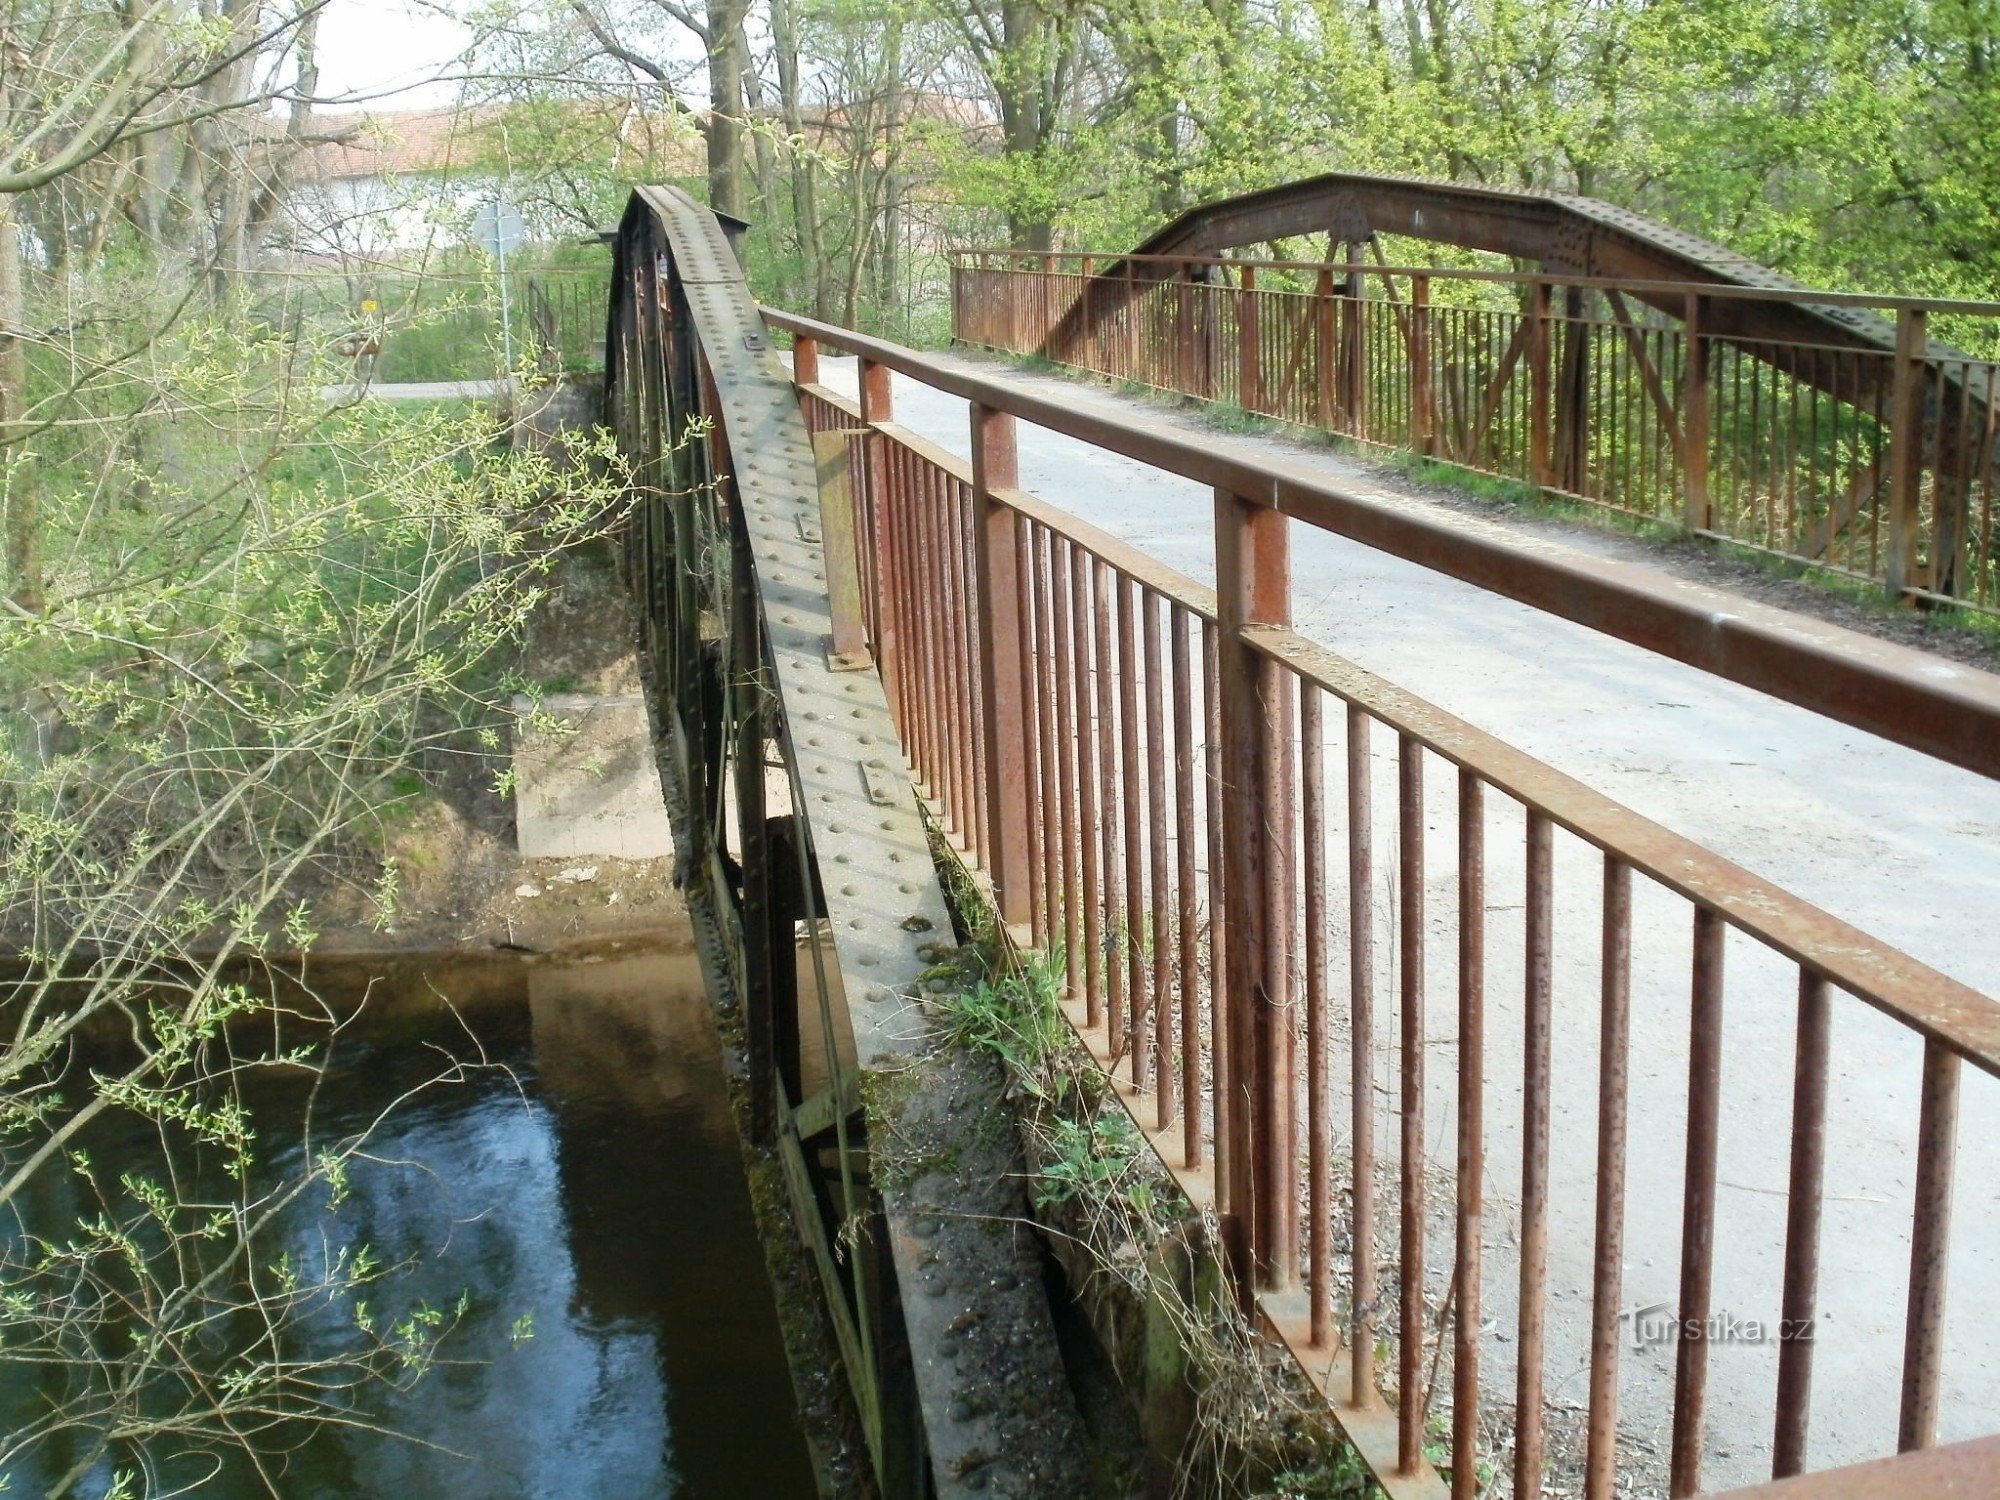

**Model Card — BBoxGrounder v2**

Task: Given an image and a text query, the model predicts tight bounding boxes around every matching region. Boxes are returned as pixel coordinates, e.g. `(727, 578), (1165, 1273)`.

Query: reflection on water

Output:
(2, 945), (817, 1499)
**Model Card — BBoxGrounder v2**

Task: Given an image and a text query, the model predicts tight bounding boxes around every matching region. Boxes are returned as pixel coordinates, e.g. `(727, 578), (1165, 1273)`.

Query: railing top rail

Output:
(623, 197), (953, 1078)
(765, 304), (2000, 784)
(952, 250), (2000, 321)
(1704, 1434), (2000, 1497)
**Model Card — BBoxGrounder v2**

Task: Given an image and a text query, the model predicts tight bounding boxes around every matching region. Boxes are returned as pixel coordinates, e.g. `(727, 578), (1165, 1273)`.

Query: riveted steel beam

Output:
(1046, 172), (1982, 417)
(609, 186), (1090, 1499)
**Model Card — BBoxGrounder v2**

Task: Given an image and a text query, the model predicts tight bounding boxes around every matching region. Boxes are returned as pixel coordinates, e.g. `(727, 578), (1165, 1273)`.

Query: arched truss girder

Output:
(1109, 171), (1900, 356)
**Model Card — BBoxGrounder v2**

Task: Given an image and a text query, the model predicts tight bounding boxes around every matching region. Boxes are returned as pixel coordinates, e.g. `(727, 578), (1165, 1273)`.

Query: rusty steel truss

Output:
(607, 185), (1097, 1499)
(763, 296), (2000, 1500)
(1099, 172), (1916, 356)
(984, 174), (2000, 610)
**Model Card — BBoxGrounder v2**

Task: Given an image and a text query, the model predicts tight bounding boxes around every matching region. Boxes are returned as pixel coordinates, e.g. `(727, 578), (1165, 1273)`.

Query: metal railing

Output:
(952, 252), (2000, 614)
(769, 303), (2000, 1499)
(524, 273), (605, 375)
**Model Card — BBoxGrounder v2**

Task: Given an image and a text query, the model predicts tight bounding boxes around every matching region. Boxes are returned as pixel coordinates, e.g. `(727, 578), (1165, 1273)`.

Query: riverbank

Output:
(311, 542), (695, 957)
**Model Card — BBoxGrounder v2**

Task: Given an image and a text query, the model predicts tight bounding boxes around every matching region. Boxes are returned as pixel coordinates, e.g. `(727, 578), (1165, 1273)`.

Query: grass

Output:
(915, 830), (1381, 1497)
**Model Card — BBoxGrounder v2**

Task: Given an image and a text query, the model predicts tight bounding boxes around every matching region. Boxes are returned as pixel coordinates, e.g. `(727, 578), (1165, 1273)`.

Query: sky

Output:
(314, 0), (475, 111)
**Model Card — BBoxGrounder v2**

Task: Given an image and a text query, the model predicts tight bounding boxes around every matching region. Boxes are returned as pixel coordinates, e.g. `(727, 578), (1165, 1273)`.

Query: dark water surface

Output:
(5, 945), (817, 1499)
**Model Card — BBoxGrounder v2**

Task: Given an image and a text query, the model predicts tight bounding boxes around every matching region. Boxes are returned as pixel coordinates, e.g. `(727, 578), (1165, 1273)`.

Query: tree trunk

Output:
(769, 0), (830, 318)
(736, 20), (777, 222)
(706, 0), (749, 218)
(878, 23), (904, 315)
(0, 197), (41, 613)
(997, 1), (1053, 251)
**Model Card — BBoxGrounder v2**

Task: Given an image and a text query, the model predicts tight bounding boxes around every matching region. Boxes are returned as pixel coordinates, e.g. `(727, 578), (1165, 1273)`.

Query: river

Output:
(2, 942), (818, 1498)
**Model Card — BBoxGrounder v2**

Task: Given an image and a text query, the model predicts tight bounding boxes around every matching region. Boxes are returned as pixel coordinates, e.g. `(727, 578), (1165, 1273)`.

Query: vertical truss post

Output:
(1887, 306), (1930, 599)
(1411, 273), (1434, 456)
(1198, 264), (1218, 403)
(1239, 265), (1263, 413)
(1175, 263), (1195, 395)
(1557, 285), (1591, 494)
(1528, 279), (1554, 487)
(1315, 266), (1337, 431)
(768, 814), (804, 1111)
(793, 331), (820, 386)
(691, 352), (729, 854)
(1080, 254), (1095, 369)
(1682, 292), (1711, 532)
(1041, 251), (1056, 347)
(1341, 248), (1367, 434)
(1214, 486), (1294, 1301)
(857, 356), (893, 668)
(1008, 254), (1023, 352)
(731, 505), (776, 1142)
(811, 429), (873, 671)
(972, 404), (1032, 928)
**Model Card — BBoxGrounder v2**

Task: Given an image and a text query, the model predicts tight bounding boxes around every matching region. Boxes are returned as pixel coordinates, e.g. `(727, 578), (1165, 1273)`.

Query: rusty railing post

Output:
(793, 330), (820, 387)
(1239, 265), (1262, 413)
(1341, 249), (1367, 434)
(857, 357), (896, 698)
(972, 403), (1032, 929)
(811, 429), (872, 671)
(1558, 286), (1593, 494)
(1886, 305), (1929, 598)
(859, 356), (892, 425)
(1411, 273), (1433, 456)
(1528, 279), (1553, 487)
(1773, 970), (1829, 1479)
(1315, 265), (1336, 431)
(1214, 485), (1294, 1301)
(1670, 909), (1726, 1498)
(1682, 292), (1711, 531)
(1900, 1038), (1960, 1453)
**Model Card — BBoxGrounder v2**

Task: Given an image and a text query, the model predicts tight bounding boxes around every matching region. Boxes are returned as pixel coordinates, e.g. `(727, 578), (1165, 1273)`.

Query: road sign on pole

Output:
(473, 201), (526, 383)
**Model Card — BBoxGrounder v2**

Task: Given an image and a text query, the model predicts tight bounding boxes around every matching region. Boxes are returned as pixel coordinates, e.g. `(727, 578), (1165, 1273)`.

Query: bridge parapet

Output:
(955, 246), (2000, 611)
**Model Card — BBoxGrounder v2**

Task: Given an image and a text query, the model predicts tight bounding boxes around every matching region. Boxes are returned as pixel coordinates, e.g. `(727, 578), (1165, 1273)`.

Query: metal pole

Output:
(1886, 306), (1930, 598)
(1213, 485), (1293, 1299)
(497, 219), (516, 385)
(972, 404), (1031, 927)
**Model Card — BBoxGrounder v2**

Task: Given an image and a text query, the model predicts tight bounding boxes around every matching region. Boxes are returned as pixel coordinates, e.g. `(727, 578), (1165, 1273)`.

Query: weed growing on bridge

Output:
(928, 944), (1372, 1498)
